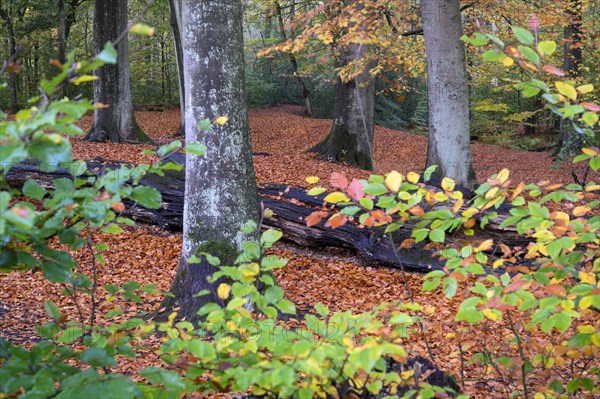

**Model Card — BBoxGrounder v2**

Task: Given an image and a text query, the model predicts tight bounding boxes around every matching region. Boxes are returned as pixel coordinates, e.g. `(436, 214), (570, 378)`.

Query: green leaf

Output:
(186, 142), (206, 156)
(429, 229), (445, 243)
(101, 223), (122, 234)
(96, 42), (117, 64)
(538, 40), (557, 56)
(59, 326), (83, 343)
(130, 186), (162, 209)
(261, 229), (283, 247)
(314, 303), (329, 317)
(22, 179), (47, 200)
(197, 118), (212, 131)
(512, 27), (534, 45)
(518, 46), (539, 64)
(443, 277), (458, 298)
(104, 284), (120, 294)
(582, 111), (598, 126)
(44, 301), (62, 322)
(275, 299), (296, 315)
(187, 340), (216, 360)
(389, 312), (413, 325)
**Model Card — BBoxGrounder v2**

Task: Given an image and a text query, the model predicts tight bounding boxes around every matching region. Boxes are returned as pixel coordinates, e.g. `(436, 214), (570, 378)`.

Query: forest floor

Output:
(1, 105), (598, 398)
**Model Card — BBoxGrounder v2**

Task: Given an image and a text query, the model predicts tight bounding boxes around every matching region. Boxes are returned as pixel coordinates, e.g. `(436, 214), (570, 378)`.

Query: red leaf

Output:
(330, 172), (348, 190)
(529, 14), (540, 33)
(306, 211), (327, 227)
(347, 178), (364, 201)
(325, 214), (347, 229)
(542, 65), (566, 76)
(581, 102), (600, 112)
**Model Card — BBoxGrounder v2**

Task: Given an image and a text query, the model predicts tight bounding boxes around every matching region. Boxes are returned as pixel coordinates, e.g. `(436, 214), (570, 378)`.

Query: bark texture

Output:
(161, 0), (259, 322)
(0, 3), (18, 114)
(274, 1), (312, 115)
(87, 0), (153, 143)
(421, 0), (476, 188)
(168, 0), (185, 136)
(308, 0), (375, 171)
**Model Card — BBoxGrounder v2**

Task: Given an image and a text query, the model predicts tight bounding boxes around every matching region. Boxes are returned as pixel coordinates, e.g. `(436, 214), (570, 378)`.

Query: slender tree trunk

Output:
(0, 4), (18, 113)
(261, 3), (273, 78)
(168, 0), (185, 136)
(307, 0), (375, 170)
(557, 0), (584, 158)
(421, 0), (476, 188)
(274, 1), (312, 115)
(87, 0), (153, 143)
(160, 0), (259, 323)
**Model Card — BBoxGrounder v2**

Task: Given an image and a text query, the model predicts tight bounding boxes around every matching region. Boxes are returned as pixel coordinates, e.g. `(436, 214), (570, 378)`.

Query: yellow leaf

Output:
(534, 392), (545, 399)
(71, 75), (98, 85)
(433, 192), (448, 202)
(555, 81), (578, 101)
(129, 23), (155, 36)
(483, 309), (501, 321)
(493, 259), (504, 269)
(95, 102), (110, 109)
(579, 271), (596, 285)
(477, 239), (494, 252)
(385, 171), (403, 192)
(503, 56), (514, 67)
(305, 176), (320, 184)
(497, 168), (510, 184)
(441, 177), (455, 191)
(485, 186), (499, 199)
(323, 192), (350, 204)
(573, 206), (590, 217)
(582, 147), (598, 156)
(577, 84), (594, 94)
(401, 369), (414, 380)
(406, 172), (420, 184)
(585, 184), (600, 192)
(577, 325), (595, 334)
(217, 283), (231, 299)
(213, 116), (229, 125)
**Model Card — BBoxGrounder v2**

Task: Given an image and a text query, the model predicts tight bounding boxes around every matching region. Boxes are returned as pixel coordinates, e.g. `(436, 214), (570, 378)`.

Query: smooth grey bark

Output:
(87, 0), (153, 143)
(421, 0), (476, 188)
(0, 1), (18, 114)
(308, 0), (375, 171)
(168, 0), (185, 136)
(160, 0), (259, 322)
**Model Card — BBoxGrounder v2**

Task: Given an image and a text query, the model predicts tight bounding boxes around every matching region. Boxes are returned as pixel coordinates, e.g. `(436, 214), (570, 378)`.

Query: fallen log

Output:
(4, 159), (523, 273)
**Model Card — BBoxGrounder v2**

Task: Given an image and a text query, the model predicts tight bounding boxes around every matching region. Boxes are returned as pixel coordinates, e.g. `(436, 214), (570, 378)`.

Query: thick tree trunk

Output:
(308, 0), (375, 171)
(274, 1), (312, 115)
(0, 5), (18, 114)
(421, 0), (477, 189)
(160, 0), (260, 322)
(87, 0), (153, 144)
(557, 0), (584, 159)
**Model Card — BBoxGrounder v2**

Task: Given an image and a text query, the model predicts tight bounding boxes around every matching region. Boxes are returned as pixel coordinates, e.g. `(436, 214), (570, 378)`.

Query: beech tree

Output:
(167, 0), (185, 136)
(86, 0), (153, 143)
(421, 0), (476, 188)
(161, 0), (259, 321)
(0, 0), (20, 114)
(308, 0), (376, 170)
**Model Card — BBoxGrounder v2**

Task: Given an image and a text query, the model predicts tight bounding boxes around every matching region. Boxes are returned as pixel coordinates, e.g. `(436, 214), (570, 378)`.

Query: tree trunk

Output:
(308, 0), (375, 171)
(160, 0), (259, 323)
(274, 1), (312, 115)
(168, 0), (185, 136)
(0, 4), (18, 114)
(557, 0), (584, 159)
(421, 0), (477, 189)
(86, 0), (153, 143)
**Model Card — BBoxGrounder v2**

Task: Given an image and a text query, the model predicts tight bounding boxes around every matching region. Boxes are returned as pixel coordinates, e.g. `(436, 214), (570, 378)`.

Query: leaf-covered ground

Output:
(1, 106), (598, 398)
